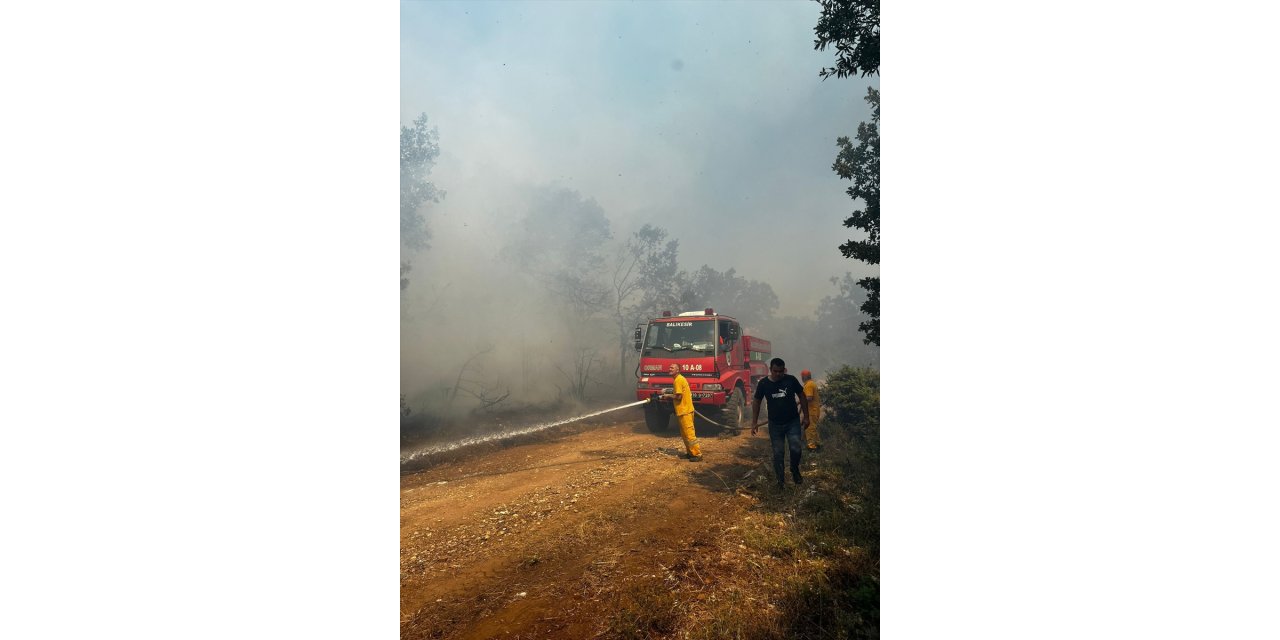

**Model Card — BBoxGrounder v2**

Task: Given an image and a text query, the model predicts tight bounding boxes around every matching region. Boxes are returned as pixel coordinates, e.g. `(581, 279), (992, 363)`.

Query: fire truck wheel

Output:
(719, 386), (747, 435)
(644, 404), (672, 434)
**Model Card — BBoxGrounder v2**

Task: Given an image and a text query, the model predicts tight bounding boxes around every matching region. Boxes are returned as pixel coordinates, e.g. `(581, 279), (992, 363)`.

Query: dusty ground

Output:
(401, 408), (802, 639)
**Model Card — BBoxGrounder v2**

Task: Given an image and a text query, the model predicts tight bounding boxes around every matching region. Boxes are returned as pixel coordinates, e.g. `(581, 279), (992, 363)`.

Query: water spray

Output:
(400, 399), (651, 465)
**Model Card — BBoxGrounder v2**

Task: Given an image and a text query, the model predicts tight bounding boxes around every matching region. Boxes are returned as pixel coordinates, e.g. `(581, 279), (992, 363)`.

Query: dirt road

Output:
(401, 410), (799, 639)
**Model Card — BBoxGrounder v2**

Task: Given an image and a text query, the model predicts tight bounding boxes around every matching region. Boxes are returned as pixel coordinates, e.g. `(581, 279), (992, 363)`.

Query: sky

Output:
(400, 0), (878, 315)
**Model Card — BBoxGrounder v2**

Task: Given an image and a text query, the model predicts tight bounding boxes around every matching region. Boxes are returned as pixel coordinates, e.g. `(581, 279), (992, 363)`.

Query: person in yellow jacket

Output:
(662, 362), (702, 461)
(801, 369), (822, 451)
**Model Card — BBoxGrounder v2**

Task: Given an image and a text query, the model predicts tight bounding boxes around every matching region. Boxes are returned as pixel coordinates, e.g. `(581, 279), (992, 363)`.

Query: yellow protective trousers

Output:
(805, 406), (822, 449)
(677, 413), (701, 457)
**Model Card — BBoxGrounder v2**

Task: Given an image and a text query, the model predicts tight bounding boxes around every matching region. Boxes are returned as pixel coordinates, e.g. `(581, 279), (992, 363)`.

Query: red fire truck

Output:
(633, 308), (772, 434)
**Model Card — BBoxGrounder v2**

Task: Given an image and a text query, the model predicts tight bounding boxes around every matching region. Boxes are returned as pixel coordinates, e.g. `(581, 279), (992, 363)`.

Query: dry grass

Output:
(598, 391), (879, 639)
(600, 575), (682, 639)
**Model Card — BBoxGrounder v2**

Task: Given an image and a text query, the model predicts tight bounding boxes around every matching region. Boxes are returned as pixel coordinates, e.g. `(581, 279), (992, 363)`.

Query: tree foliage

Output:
(401, 113), (443, 253)
(835, 88), (880, 267)
(814, 0), (880, 79)
(817, 273), (878, 351)
(833, 87), (880, 345)
(760, 274), (878, 378)
(611, 224), (682, 378)
(505, 187), (612, 272)
(817, 0), (880, 346)
(502, 187), (613, 399)
(401, 113), (444, 293)
(822, 365), (879, 444)
(678, 266), (779, 330)
(503, 187), (614, 317)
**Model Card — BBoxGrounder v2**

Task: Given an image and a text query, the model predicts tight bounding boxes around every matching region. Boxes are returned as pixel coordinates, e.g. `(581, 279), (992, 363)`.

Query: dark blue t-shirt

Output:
(754, 374), (804, 425)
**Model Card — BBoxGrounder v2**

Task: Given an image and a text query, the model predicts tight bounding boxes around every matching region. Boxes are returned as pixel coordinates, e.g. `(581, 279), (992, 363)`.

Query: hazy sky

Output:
(401, 0), (878, 314)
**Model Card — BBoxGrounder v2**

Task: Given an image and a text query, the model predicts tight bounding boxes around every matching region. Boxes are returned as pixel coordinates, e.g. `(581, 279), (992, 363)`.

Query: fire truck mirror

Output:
(633, 326), (643, 351)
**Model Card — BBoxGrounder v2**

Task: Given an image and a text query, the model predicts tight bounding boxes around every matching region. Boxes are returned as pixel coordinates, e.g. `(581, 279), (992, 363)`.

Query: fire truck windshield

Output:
(643, 321), (714, 356)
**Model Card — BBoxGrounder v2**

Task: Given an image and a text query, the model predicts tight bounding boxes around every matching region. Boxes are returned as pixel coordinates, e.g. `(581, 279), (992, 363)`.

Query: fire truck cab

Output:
(633, 309), (772, 434)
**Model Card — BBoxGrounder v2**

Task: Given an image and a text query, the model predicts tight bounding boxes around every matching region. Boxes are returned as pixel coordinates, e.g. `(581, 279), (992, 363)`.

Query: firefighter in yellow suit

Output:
(801, 369), (822, 451)
(663, 362), (702, 461)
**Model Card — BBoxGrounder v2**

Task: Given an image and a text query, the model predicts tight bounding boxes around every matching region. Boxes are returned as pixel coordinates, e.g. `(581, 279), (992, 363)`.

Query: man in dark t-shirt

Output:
(752, 357), (810, 489)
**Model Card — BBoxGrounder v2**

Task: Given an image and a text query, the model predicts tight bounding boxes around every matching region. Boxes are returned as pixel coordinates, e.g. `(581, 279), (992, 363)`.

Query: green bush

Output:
(822, 366), (879, 443)
(821, 366), (879, 555)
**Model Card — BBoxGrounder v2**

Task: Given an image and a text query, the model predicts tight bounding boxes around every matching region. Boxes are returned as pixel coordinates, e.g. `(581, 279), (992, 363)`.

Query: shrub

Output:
(822, 366), (879, 448)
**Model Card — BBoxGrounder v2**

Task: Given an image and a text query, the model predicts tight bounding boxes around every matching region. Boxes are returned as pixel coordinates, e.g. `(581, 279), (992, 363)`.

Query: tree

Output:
(503, 187), (613, 316)
(761, 274), (878, 379)
(630, 233), (687, 323)
(400, 113), (444, 291)
(502, 187), (614, 399)
(445, 345), (510, 412)
(834, 87), (880, 345)
(817, 0), (880, 345)
(610, 224), (681, 379)
(813, 0), (880, 79)
(556, 347), (604, 402)
(504, 188), (611, 270)
(816, 273), (879, 359)
(678, 266), (779, 330)
(544, 272), (611, 318)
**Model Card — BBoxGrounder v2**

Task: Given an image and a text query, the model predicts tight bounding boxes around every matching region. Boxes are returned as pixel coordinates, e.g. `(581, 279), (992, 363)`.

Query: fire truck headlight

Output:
(702, 383), (723, 391)
(637, 382), (650, 389)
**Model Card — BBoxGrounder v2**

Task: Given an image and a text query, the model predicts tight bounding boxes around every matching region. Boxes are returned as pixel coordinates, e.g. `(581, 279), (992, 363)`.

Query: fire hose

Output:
(647, 392), (754, 431)
(693, 407), (753, 431)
